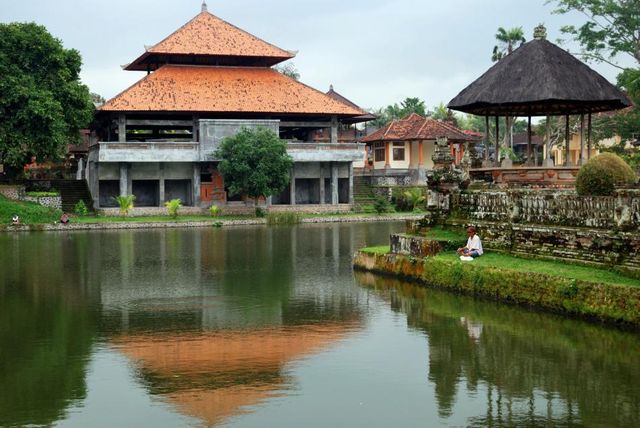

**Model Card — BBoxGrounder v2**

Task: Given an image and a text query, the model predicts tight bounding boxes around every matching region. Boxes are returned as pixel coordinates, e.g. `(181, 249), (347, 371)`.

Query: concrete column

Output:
(266, 196), (272, 207)
(385, 142), (391, 169)
(192, 114), (200, 142)
(118, 114), (126, 142)
(193, 163), (201, 207)
(331, 162), (339, 205)
(89, 161), (99, 208)
(330, 115), (338, 144)
(119, 162), (128, 196)
(158, 163), (165, 206)
(289, 165), (296, 205)
(319, 163), (326, 205)
(348, 162), (354, 205)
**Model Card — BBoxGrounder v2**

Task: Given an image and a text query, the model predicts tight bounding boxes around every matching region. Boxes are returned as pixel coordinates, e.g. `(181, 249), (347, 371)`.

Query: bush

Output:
(576, 153), (636, 196)
(373, 196), (392, 215)
(164, 199), (182, 218)
(74, 200), (88, 216)
(209, 205), (221, 217)
(26, 191), (59, 197)
(113, 195), (135, 218)
(266, 211), (301, 225)
(255, 207), (266, 218)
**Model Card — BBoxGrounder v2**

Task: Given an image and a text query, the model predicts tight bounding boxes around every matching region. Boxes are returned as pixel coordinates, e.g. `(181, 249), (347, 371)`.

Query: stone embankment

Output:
(353, 249), (640, 327)
(0, 214), (422, 233)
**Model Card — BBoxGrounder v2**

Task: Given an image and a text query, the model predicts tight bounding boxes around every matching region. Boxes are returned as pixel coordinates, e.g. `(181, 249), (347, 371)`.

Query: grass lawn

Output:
(359, 243), (638, 287)
(435, 252), (639, 287)
(0, 195), (61, 224)
(423, 226), (467, 241)
(72, 215), (250, 223)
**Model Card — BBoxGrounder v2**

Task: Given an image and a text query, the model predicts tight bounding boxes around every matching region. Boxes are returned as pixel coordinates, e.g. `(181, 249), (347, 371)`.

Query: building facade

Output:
(88, 3), (370, 210)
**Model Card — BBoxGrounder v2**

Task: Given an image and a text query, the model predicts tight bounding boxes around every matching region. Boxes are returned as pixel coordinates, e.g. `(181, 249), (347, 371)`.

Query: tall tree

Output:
(0, 23), (94, 169)
(491, 27), (526, 61)
(214, 127), (293, 204)
(491, 26), (526, 152)
(369, 97), (428, 128)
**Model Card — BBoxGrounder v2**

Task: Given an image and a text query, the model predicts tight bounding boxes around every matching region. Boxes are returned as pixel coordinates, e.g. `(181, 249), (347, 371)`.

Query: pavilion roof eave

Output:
(449, 99), (632, 117)
(124, 51), (292, 71)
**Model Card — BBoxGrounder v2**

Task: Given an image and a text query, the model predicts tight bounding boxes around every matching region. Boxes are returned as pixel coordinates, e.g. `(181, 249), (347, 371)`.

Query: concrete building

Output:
(88, 3), (371, 210)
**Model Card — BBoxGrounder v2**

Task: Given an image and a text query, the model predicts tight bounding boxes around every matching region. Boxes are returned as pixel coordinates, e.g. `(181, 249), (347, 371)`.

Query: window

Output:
(392, 142), (405, 161)
(374, 142), (385, 162)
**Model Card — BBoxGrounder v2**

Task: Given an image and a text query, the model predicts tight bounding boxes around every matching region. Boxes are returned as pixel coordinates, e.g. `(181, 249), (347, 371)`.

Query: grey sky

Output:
(1, 0), (627, 112)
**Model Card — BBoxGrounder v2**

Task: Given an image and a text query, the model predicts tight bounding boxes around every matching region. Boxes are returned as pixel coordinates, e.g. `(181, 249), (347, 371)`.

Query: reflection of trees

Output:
(356, 272), (640, 427)
(0, 233), (96, 427)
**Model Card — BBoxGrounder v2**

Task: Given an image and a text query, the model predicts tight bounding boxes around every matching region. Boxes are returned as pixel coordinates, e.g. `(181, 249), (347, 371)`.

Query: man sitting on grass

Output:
(457, 227), (483, 260)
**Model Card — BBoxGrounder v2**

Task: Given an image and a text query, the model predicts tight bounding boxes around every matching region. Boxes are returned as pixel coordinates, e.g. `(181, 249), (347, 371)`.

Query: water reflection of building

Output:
(112, 323), (356, 427)
(355, 271), (640, 427)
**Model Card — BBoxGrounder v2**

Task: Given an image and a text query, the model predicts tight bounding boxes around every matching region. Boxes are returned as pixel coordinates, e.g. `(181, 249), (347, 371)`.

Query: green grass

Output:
(73, 215), (252, 223)
(0, 195), (61, 224)
(434, 252), (639, 287)
(423, 226), (467, 241)
(25, 191), (60, 197)
(266, 211), (302, 225)
(361, 245), (391, 255)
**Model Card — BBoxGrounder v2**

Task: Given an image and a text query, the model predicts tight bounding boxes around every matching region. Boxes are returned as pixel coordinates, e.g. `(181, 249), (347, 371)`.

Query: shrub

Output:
(164, 198), (182, 218)
(74, 200), (88, 216)
(209, 205), (221, 217)
(576, 153), (636, 196)
(373, 196), (392, 215)
(26, 191), (59, 197)
(255, 207), (266, 218)
(113, 195), (135, 218)
(266, 211), (301, 225)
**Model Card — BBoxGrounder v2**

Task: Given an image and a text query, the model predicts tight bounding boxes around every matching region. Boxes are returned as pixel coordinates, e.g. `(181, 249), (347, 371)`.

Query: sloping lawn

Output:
(0, 195), (61, 224)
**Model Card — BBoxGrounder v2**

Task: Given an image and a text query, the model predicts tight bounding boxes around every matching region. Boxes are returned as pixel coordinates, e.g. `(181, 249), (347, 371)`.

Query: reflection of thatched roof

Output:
(448, 39), (631, 116)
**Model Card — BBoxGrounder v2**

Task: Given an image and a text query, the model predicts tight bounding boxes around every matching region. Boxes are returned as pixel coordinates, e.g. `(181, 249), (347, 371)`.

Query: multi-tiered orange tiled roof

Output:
(125, 6), (294, 70)
(100, 65), (368, 116)
(361, 113), (476, 142)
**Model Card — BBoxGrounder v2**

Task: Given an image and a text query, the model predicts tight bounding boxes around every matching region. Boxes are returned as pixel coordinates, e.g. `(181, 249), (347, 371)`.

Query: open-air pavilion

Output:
(447, 26), (631, 186)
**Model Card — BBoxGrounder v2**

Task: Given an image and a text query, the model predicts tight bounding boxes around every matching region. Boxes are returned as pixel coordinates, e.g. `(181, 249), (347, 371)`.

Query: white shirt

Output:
(466, 234), (483, 255)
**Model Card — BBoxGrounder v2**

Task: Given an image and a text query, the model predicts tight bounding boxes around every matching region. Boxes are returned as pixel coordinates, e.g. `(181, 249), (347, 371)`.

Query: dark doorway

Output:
(132, 180), (159, 207)
(166, 180), (192, 206)
(99, 180), (119, 207)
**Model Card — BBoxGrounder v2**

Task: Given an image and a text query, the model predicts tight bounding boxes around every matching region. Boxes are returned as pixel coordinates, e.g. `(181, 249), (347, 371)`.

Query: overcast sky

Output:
(1, 0), (628, 112)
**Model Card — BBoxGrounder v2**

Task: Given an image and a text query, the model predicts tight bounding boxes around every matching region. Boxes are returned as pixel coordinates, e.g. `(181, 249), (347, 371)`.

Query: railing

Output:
(95, 141), (200, 162)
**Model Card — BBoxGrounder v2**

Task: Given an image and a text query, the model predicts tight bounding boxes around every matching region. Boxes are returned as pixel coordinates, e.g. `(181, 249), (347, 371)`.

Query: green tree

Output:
(274, 62), (300, 80)
(214, 127), (293, 204)
(0, 23), (94, 169)
(491, 26), (526, 61)
(369, 97), (428, 127)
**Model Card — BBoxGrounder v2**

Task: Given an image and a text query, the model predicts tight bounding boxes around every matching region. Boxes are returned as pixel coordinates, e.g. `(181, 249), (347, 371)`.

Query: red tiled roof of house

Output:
(125, 10), (294, 70)
(100, 65), (366, 116)
(325, 85), (375, 120)
(361, 113), (475, 143)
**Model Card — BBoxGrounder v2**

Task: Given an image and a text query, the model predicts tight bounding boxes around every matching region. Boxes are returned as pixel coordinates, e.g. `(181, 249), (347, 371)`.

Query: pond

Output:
(1, 223), (638, 427)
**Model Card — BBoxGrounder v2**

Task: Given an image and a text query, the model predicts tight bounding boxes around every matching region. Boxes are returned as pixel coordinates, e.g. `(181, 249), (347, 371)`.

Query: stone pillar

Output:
(89, 161), (99, 208)
(158, 163), (165, 207)
(266, 196), (272, 207)
(119, 162), (128, 196)
(348, 162), (354, 205)
(192, 114), (199, 142)
(319, 163), (326, 205)
(385, 142), (391, 169)
(193, 163), (201, 207)
(290, 165), (296, 205)
(331, 162), (339, 205)
(118, 114), (126, 143)
(330, 115), (338, 144)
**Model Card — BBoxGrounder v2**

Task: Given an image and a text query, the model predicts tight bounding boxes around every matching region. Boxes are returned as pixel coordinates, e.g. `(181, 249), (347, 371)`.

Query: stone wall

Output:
(453, 189), (640, 230)
(23, 195), (62, 209)
(0, 185), (25, 200)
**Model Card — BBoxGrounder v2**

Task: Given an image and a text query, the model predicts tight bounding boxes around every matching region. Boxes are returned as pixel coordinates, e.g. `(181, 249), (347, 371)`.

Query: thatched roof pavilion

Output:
(448, 27), (631, 168)
(448, 39), (630, 116)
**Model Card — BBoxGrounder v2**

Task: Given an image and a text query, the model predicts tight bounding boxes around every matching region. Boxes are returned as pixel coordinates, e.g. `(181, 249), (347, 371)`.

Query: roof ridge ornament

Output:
(533, 24), (547, 40)
(201, 1), (208, 13)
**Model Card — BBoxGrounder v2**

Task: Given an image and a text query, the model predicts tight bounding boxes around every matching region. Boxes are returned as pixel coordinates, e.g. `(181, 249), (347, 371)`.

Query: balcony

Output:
(95, 141), (200, 162)
(285, 142), (365, 162)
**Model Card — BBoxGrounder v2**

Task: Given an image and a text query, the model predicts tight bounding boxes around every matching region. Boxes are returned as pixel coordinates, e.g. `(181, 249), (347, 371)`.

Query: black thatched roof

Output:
(447, 39), (631, 116)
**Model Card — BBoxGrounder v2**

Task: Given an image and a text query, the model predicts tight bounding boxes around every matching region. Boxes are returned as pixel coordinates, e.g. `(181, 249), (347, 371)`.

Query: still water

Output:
(1, 222), (639, 427)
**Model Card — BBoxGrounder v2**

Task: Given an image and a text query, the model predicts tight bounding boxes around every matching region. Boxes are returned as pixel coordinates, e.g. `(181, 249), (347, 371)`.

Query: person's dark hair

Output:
(467, 226), (476, 235)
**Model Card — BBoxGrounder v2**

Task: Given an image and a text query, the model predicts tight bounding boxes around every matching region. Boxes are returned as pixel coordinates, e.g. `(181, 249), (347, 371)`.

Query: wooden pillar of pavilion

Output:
(564, 114), (571, 167)
(484, 116), (490, 166)
(527, 116), (532, 166)
(384, 142), (391, 169)
(579, 114), (585, 165)
(494, 116), (500, 167)
(587, 112), (592, 160)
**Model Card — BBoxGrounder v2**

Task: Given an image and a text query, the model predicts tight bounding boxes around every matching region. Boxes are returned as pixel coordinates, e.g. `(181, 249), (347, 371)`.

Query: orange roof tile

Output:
(100, 65), (366, 116)
(126, 10), (294, 70)
(361, 113), (476, 143)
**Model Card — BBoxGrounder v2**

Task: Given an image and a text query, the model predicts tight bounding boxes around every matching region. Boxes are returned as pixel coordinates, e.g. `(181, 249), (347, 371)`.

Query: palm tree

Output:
(491, 27), (526, 62)
(491, 27), (526, 153)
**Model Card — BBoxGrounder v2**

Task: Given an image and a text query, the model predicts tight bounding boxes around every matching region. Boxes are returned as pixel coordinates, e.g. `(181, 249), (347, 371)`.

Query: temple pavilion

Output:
(88, 2), (371, 209)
